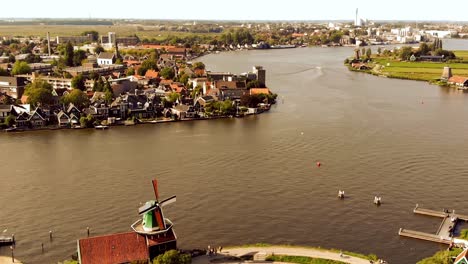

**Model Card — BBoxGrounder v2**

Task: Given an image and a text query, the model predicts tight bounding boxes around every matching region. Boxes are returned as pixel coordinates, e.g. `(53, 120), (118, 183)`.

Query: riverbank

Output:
(345, 50), (468, 85)
(192, 245), (379, 264)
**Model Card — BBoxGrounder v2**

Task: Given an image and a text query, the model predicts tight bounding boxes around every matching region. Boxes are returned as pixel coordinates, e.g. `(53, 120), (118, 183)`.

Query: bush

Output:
(153, 250), (191, 264)
(417, 248), (462, 264)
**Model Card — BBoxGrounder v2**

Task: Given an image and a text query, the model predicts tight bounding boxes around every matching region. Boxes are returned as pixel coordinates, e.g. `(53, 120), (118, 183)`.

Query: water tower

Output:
(442, 66), (452, 80)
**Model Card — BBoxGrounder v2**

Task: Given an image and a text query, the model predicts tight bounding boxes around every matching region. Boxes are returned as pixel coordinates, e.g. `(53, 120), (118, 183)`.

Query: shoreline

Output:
(2, 111), (269, 134)
(191, 245), (380, 264)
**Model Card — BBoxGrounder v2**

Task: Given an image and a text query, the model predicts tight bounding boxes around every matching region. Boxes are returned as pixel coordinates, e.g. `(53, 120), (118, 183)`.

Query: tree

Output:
(64, 42), (74, 66)
(419, 42), (430, 56)
(178, 73), (190, 85)
(62, 89), (89, 109)
(366, 48), (372, 59)
(73, 50), (87, 66)
(377, 47), (382, 55)
(160, 67), (175, 80)
(80, 114), (95, 128)
(399, 46), (413, 61)
(153, 250), (191, 264)
(138, 59), (158, 76)
(94, 45), (105, 55)
(167, 92), (180, 103)
(25, 79), (53, 106)
(71, 74), (86, 90)
(247, 80), (266, 89)
(11, 61), (31, 75)
(81, 30), (99, 42)
(4, 114), (15, 127)
(192, 61), (205, 70)
(126, 68), (135, 76)
(0, 68), (9, 76)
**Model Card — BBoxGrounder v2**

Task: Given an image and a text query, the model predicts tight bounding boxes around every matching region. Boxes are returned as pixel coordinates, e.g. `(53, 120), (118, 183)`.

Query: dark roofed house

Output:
(213, 80), (246, 90)
(418, 55), (445, 62)
(97, 52), (116, 66)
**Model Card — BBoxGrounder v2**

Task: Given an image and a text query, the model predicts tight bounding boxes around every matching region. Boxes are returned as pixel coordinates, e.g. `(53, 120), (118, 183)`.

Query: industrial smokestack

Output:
(47, 32), (51, 56)
(355, 8), (358, 26)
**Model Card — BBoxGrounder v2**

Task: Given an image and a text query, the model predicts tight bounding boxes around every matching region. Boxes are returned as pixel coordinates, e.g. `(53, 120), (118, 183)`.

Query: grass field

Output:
(266, 255), (347, 264)
(0, 25), (221, 40)
(366, 54), (468, 82)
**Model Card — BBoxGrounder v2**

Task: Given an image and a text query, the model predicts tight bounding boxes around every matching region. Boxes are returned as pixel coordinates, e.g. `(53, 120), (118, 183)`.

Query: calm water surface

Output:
(1, 40), (468, 264)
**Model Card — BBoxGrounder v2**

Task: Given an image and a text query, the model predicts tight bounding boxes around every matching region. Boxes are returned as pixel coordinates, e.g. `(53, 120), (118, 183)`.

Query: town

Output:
(0, 29), (277, 131)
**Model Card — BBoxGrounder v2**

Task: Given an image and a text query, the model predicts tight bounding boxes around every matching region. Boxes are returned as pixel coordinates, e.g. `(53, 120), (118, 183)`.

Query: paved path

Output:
(0, 256), (22, 264)
(192, 246), (375, 264)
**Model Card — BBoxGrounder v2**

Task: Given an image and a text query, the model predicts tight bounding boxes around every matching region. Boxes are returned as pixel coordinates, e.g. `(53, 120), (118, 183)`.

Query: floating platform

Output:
(399, 204), (468, 244)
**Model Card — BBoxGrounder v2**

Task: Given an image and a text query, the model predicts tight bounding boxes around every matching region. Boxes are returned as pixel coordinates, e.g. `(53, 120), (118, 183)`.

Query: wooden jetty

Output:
(0, 235), (15, 246)
(399, 204), (468, 244)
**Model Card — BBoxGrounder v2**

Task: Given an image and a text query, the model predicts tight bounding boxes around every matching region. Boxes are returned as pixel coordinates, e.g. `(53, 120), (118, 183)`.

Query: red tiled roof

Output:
(78, 232), (148, 264)
(194, 68), (205, 76)
(250, 88), (271, 95)
(160, 79), (173, 85)
(448, 75), (468, 84)
(146, 228), (177, 247)
(145, 70), (159, 79)
(124, 60), (141, 66)
(140, 45), (176, 50)
(292, 33), (305, 38)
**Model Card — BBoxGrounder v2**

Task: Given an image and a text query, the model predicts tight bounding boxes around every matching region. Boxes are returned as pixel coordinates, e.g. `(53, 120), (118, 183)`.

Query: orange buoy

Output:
(316, 162), (321, 167)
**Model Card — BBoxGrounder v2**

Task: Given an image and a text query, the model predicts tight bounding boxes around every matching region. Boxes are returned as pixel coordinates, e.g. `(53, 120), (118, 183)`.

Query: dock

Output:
(398, 204), (468, 244)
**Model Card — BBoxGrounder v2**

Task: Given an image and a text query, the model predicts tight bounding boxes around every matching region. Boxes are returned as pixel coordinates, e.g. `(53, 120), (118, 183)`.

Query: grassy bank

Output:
(227, 243), (378, 261)
(0, 25), (220, 40)
(266, 255), (347, 264)
(346, 50), (468, 84)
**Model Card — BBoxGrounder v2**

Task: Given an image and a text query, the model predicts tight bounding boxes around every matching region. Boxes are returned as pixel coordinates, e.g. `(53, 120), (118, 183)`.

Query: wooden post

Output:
(11, 234), (15, 244)
(87, 227), (90, 237)
(49, 230), (53, 241)
(10, 246), (14, 263)
(41, 243), (44, 253)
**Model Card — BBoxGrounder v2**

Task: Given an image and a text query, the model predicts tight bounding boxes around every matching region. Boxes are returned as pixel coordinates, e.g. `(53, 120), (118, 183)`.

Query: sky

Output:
(1, 0), (468, 21)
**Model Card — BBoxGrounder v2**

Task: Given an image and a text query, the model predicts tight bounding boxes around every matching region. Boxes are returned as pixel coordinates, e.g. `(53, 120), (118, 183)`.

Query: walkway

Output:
(192, 246), (374, 264)
(0, 256), (22, 264)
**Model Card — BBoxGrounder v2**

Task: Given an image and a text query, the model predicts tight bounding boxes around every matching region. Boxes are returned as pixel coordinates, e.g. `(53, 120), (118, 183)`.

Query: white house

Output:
(97, 52), (116, 66)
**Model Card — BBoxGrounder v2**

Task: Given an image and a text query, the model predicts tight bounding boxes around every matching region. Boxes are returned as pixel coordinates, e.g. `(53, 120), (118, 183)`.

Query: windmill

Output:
(131, 179), (176, 235)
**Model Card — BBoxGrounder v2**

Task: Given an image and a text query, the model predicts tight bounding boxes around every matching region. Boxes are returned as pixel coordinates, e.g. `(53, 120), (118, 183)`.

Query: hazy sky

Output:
(1, 0), (468, 21)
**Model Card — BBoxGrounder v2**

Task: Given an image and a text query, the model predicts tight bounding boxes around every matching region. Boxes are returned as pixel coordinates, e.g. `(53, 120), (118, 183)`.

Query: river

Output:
(1, 40), (468, 264)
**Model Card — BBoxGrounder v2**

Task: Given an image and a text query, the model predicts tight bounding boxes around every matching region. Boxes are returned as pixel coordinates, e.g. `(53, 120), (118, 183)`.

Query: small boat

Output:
(0, 235), (15, 246)
(338, 190), (345, 199)
(94, 125), (109, 130)
(374, 196), (382, 206)
(4, 127), (17, 132)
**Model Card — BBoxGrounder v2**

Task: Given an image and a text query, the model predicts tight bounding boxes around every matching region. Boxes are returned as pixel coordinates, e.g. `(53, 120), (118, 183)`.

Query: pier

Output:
(399, 204), (468, 244)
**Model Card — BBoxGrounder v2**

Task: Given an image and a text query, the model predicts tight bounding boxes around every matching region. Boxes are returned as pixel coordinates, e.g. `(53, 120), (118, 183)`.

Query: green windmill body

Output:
(142, 201), (159, 231)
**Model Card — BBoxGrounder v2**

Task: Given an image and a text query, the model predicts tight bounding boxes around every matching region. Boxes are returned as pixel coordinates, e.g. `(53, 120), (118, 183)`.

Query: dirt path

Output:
(192, 245), (375, 264)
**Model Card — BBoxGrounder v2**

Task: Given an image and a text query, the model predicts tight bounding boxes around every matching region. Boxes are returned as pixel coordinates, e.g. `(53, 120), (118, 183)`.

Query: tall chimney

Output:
(47, 32), (51, 56)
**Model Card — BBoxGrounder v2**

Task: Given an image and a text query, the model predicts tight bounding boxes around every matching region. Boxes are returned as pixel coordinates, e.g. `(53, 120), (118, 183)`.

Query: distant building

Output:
(0, 76), (27, 99)
(56, 35), (93, 44)
(97, 52), (116, 66)
(253, 66), (266, 86)
(448, 76), (468, 88)
(455, 248), (468, 264)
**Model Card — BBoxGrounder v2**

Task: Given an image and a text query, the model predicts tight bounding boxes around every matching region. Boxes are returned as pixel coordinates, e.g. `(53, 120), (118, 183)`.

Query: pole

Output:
(41, 243), (44, 253)
(49, 230), (53, 241)
(87, 227), (90, 237)
(10, 246), (14, 263)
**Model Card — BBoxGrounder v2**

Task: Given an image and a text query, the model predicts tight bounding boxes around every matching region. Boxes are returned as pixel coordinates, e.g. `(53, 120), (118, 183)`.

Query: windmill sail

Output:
(152, 179), (159, 200)
(160, 196), (176, 207)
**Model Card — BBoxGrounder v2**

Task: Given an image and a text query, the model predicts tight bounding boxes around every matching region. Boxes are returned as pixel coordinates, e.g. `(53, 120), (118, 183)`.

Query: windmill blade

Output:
(138, 203), (158, 215)
(152, 179), (159, 200)
(155, 208), (166, 230)
(160, 195), (176, 207)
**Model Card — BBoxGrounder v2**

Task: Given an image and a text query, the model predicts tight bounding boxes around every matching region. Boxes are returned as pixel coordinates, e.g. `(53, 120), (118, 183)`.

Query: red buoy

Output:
(316, 162), (321, 167)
